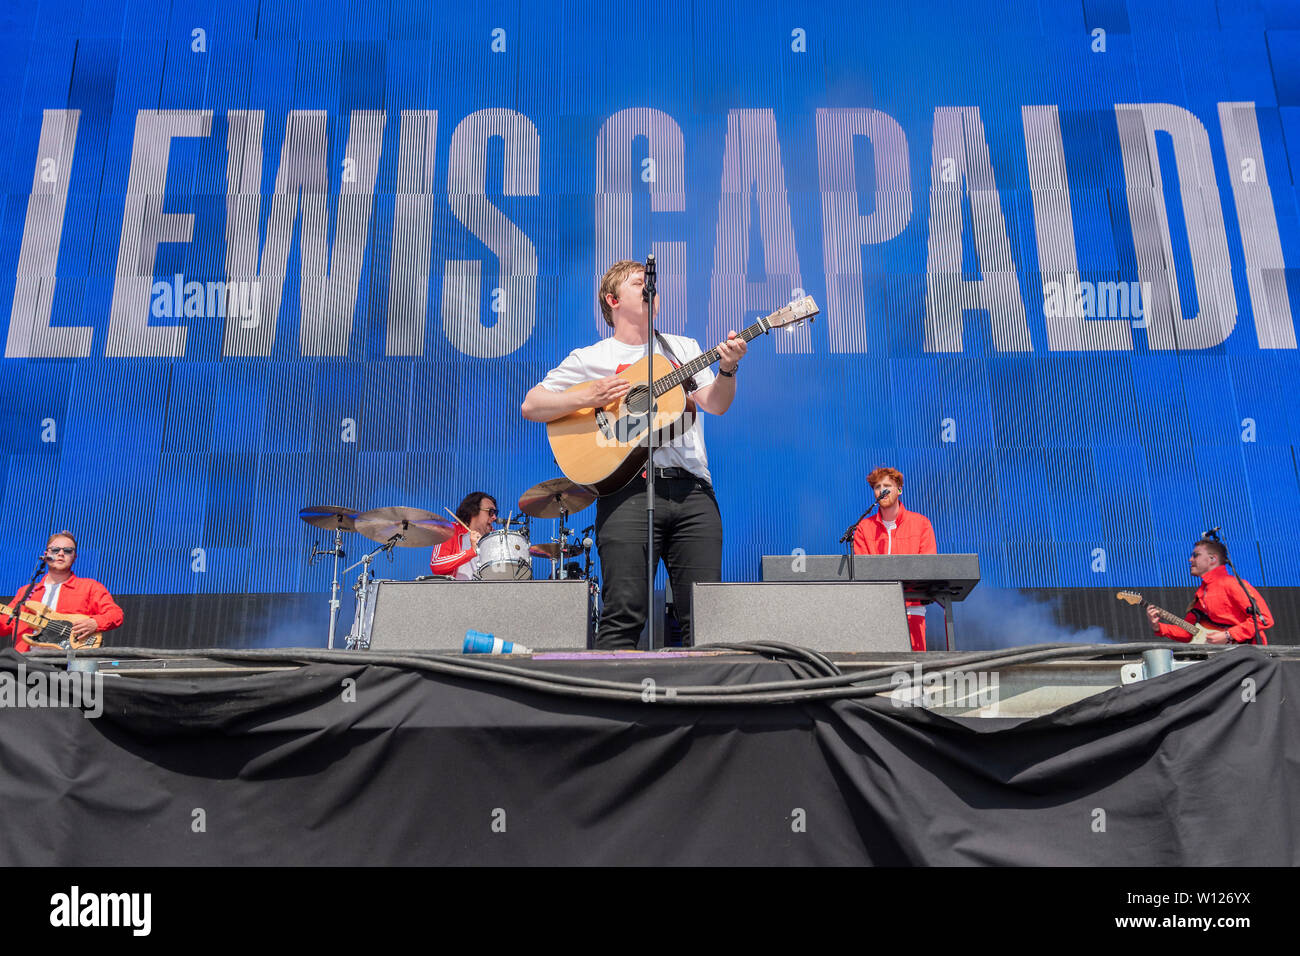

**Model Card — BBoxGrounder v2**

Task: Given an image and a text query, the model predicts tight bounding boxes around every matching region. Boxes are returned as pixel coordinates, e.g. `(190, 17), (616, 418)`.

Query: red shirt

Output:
(1155, 564), (1273, 645)
(853, 504), (937, 617)
(430, 534), (476, 578)
(852, 504), (937, 557)
(0, 573), (124, 652)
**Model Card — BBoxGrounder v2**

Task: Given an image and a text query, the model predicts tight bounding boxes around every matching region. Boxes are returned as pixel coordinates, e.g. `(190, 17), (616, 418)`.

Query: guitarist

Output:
(1148, 538), (1273, 645)
(1, 531), (123, 651)
(521, 260), (747, 648)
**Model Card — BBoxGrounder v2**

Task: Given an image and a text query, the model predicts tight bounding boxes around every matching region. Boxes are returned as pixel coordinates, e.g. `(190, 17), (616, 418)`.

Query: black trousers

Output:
(594, 474), (722, 649)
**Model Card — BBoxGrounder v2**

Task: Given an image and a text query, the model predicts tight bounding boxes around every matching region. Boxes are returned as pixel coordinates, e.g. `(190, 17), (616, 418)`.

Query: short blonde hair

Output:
(46, 530), (77, 550)
(598, 260), (645, 327)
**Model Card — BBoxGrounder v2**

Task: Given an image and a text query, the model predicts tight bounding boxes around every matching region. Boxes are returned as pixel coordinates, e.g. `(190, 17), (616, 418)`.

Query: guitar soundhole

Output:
(624, 386), (655, 417)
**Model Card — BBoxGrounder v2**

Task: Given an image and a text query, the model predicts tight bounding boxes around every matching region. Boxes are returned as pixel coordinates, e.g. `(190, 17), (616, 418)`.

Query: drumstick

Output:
(442, 507), (473, 534)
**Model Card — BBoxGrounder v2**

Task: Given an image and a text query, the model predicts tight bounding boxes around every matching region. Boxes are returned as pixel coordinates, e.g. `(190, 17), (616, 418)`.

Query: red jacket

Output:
(1, 574), (124, 652)
(853, 504), (936, 617)
(1155, 565), (1273, 645)
(853, 504), (937, 557)
(430, 534), (476, 578)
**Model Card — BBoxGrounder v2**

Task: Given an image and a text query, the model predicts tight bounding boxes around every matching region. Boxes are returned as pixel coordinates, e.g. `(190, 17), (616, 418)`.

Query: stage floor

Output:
(4, 643), (1297, 865)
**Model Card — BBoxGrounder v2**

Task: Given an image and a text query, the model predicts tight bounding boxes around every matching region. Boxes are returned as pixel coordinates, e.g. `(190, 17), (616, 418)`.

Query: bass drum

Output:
(474, 529), (532, 581)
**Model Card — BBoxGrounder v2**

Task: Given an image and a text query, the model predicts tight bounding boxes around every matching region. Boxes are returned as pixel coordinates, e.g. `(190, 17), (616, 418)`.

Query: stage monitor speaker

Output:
(365, 579), (591, 651)
(692, 582), (909, 651)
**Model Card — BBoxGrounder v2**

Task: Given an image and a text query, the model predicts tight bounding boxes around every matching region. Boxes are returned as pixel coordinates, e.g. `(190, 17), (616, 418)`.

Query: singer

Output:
(1148, 538), (1274, 644)
(1, 531), (124, 651)
(521, 260), (747, 648)
(852, 467), (937, 651)
(429, 492), (500, 579)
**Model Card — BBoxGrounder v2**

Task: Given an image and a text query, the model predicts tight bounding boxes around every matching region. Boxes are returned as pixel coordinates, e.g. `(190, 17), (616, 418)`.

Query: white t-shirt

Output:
(539, 334), (717, 483)
(452, 532), (481, 581)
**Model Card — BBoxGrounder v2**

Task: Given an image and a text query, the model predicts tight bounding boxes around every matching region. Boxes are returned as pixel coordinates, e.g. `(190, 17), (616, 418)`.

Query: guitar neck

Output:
(0, 600), (75, 635)
(1145, 601), (1195, 635)
(0, 601), (41, 631)
(652, 317), (771, 397)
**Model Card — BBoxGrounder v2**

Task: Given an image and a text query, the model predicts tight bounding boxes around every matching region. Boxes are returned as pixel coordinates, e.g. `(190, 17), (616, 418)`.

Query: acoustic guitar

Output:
(547, 296), (819, 495)
(1116, 591), (1215, 643)
(0, 599), (103, 650)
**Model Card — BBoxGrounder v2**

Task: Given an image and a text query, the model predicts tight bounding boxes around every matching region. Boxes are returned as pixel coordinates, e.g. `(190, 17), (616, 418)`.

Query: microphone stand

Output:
(7, 555), (47, 648)
(1206, 528), (1263, 644)
(643, 253), (658, 649)
(343, 533), (405, 650)
(838, 491), (889, 581)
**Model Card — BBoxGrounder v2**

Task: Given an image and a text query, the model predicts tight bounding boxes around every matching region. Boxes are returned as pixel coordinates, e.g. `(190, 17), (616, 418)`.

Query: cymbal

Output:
(355, 506), (456, 547)
(518, 478), (596, 519)
(299, 505), (360, 532)
(528, 542), (585, 560)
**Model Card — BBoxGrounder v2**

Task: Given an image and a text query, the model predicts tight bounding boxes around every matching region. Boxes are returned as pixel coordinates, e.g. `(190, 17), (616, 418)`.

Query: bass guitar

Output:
(0, 599), (103, 650)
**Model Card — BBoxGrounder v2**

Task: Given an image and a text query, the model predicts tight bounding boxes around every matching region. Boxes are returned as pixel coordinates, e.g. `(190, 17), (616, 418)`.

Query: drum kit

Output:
(299, 477), (599, 649)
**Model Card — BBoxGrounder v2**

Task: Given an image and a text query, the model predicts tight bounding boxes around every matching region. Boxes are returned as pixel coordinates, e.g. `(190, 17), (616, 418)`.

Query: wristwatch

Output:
(718, 366), (737, 378)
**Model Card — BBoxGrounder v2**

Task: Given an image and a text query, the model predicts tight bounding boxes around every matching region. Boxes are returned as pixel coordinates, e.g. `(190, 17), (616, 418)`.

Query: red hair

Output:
(867, 467), (904, 488)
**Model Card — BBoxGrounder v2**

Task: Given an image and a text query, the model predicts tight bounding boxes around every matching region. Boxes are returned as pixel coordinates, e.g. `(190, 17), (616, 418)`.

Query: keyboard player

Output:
(852, 467), (937, 650)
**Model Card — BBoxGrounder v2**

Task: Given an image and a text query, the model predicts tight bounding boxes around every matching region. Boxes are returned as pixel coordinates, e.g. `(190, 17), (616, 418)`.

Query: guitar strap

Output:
(1188, 604), (1236, 632)
(653, 332), (698, 393)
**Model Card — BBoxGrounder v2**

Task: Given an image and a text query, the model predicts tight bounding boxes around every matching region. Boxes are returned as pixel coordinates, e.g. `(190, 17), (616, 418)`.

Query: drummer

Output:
(430, 492), (499, 580)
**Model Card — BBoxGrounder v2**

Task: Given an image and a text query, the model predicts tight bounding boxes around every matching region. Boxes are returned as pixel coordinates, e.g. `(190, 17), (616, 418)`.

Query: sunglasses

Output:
(480, 507), (499, 517)
(47, 547), (76, 555)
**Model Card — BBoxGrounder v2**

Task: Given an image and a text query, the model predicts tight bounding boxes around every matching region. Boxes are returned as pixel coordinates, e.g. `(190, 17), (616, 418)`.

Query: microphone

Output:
(1203, 526), (1221, 541)
(875, 487), (890, 501)
(580, 524), (595, 550)
(642, 253), (656, 302)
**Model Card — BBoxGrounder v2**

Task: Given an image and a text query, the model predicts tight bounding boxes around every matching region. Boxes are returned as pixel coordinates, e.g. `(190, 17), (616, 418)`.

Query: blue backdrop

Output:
(1, 0), (1298, 602)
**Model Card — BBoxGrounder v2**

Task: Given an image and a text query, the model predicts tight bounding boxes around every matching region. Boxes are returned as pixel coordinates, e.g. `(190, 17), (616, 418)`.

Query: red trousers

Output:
(908, 613), (926, 652)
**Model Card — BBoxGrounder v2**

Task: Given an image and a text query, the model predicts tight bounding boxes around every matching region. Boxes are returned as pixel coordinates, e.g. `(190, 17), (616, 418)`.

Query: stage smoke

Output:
(950, 588), (1110, 650)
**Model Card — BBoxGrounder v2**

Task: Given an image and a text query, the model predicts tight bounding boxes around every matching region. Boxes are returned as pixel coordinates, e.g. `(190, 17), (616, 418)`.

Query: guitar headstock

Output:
(763, 296), (819, 331)
(1116, 591), (1144, 606)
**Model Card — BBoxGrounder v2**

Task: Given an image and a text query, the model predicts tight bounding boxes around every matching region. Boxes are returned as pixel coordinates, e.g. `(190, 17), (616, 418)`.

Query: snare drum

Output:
(474, 529), (532, 580)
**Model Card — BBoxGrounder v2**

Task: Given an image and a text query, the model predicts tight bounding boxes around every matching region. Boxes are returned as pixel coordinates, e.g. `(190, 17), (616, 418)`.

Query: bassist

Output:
(1, 531), (123, 651)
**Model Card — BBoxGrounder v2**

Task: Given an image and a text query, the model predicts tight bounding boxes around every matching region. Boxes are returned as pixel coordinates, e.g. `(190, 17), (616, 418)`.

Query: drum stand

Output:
(309, 524), (348, 650)
(553, 507), (573, 580)
(343, 533), (404, 649)
(583, 535), (600, 640)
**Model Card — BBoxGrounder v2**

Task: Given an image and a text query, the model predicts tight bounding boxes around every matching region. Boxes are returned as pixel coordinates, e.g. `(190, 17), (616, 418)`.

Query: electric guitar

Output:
(1116, 591), (1216, 644)
(547, 296), (819, 495)
(0, 600), (104, 650)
